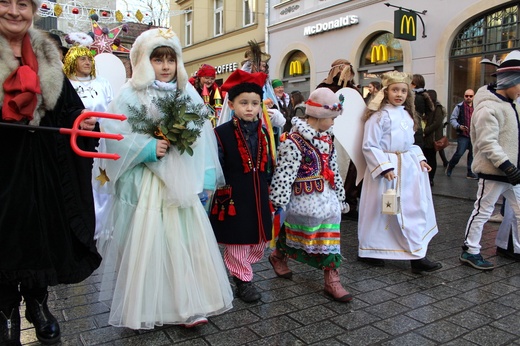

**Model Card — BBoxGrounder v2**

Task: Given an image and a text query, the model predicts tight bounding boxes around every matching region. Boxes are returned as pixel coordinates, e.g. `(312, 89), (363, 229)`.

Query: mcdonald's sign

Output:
(370, 45), (388, 64)
(394, 9), (416, 41)
(289, 60), (303, 76)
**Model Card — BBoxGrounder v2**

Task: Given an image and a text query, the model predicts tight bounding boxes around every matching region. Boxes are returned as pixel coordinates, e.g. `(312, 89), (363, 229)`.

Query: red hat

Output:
(197, 64), (216, 78)
(221, 69), (267, 92)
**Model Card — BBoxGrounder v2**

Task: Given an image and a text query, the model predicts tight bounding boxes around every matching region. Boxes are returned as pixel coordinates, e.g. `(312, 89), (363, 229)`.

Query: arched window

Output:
(358, 32), (403, 98)
(449, 4), (519, 109)
(282, 50), (310, 78)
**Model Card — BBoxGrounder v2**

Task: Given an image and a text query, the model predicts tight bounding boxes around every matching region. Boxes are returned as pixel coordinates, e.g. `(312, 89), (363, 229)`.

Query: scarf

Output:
(2, 34), (41, 122)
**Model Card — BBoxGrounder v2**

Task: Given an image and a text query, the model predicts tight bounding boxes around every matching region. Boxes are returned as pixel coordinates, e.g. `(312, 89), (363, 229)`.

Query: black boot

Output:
(410, 257), (442, 274)
(233, 277), (261, 303)
(24, 294), (61, 345)
(0, 307), (21, 346)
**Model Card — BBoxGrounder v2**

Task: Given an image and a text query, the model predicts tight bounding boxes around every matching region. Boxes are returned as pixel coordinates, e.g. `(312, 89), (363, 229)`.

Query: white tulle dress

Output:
(94, 80), (233, 329)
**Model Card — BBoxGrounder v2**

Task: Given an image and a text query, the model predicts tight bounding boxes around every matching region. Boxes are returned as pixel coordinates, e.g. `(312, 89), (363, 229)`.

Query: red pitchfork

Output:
(0, 111), (126, 160)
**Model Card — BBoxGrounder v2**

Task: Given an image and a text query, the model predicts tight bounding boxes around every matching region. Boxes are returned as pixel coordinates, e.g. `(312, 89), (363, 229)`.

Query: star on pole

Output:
(89, 19), (130, 55)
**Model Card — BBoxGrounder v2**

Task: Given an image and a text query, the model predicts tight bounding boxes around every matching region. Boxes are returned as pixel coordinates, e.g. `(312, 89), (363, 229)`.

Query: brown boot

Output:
(268, 249), (292, 279)
(323, 269), (353, 302)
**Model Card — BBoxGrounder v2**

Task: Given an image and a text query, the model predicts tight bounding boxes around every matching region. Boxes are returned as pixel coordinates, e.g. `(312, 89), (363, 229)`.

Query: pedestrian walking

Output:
(210, 69), (276, 303)
(94, 28), (233, 329)
(269, 88), (353, 303)
(357, 71), (442, 274)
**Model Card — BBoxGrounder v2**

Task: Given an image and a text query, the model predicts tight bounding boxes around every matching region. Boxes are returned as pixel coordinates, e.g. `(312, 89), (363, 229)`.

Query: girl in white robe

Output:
(94, 28), (233, 330)
(358, 71), (442, 274)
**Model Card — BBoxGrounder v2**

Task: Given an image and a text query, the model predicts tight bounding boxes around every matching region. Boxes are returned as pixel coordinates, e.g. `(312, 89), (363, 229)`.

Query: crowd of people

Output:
(2, 2), (520, 343)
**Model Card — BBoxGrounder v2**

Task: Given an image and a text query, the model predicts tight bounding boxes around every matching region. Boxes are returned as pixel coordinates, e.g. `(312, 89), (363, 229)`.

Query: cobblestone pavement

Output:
(21, 146), (520, 345)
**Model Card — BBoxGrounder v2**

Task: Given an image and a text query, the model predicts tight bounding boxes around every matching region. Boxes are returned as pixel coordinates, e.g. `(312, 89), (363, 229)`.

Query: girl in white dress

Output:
(94, 28), (233, 329)
(358, 71), (442, 274)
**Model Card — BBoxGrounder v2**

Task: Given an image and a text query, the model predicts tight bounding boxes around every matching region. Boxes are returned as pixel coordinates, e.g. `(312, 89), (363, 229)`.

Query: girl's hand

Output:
(156, 139), (170, 158)
(384, 170), (396, 181)
(421, 160), (432, 172)
(79, 111), (97, 131)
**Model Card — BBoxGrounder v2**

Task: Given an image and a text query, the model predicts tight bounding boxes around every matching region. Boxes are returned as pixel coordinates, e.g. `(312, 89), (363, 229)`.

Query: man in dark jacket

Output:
(446, 89), (478, 179)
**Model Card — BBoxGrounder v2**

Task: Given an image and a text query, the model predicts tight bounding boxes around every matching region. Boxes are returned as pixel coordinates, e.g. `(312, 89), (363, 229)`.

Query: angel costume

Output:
(94, 29), (232, 329)
(358, 103), (438, 260)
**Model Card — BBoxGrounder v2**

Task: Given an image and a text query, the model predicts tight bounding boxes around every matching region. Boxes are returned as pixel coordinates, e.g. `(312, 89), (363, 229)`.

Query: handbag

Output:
(434, 136), (449, 151)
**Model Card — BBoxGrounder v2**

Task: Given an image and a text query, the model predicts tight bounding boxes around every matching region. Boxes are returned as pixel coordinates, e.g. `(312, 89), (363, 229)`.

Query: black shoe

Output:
(496, 247), (520, 261)
(0, 307), (21, 346)
(410, 258), (442, 274)
(233, 278), (261, 303)
(357, 256), (385, 267)
(24, 294), (61, 345)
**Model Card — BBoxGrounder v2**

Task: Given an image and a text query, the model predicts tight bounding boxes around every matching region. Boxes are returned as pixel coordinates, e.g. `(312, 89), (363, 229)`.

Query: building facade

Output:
(171, 0), (268, 83)
(268, 0), (517, 113)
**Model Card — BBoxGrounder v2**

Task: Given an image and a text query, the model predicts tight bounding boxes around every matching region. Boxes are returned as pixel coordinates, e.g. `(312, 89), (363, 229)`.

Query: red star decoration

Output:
(89, 20), (130, 55)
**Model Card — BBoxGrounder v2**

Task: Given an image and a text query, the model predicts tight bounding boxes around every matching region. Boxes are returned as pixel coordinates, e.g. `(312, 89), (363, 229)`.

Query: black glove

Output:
(504, 165), (520, 185)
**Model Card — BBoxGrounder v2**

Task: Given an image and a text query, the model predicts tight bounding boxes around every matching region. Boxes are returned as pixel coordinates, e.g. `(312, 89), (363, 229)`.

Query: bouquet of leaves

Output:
(127, 90), (209, 156)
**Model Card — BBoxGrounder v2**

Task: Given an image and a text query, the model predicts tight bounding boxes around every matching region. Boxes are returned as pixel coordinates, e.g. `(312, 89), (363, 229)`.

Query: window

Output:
(184, 8), (192, 46)
(449, 4), (519, 113)
(214, 0), (223, 36)
(244, 0), (256, 26)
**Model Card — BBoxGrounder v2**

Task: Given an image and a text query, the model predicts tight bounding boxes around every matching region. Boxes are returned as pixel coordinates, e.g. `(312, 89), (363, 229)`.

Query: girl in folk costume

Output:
(269, 88), (353, 302)
(358, 71), (442, 273)
(190, 64), (222, 110)
(210, 69), (276, 303)
(94, 28), (233, 329)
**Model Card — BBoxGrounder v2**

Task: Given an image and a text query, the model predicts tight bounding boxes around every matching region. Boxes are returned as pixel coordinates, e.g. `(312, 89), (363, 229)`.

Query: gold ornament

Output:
(115, 10), (123, 23)
(135, 9), (143, 22)
(95, 167), (110, 186)
(89, 8), (96, 16)
(54, 3), (62, 17)
(158, 28), (175, 39)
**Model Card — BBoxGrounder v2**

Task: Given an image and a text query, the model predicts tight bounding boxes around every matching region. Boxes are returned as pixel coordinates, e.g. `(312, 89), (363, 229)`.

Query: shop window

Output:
(360, 32), (403, 67)
(282, 51), (310, 79)
(449, 4), (519, 112)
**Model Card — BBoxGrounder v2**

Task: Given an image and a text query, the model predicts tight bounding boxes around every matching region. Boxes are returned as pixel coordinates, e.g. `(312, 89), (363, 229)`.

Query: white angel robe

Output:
(358, 104), (438, 260)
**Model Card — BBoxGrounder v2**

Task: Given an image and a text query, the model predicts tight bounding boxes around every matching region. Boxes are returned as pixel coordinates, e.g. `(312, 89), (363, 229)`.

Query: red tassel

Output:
(218, 206), (225, 221)
(228, 200), (236, 216)
(211, 203), (218, 215)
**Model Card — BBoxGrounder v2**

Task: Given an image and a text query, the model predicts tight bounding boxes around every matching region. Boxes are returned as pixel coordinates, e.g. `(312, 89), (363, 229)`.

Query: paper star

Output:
(95, 167), (110, 186)
(89, 20), (130, 55)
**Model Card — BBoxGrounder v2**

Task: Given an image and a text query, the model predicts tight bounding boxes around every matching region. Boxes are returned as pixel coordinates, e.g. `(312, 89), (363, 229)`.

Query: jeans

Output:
(448, 136), (473, 173)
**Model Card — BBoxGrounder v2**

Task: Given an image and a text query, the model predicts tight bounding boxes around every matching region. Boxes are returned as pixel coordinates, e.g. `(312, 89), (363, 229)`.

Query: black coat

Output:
(211, 118), (273, 245)
(0, 78), (101, 288)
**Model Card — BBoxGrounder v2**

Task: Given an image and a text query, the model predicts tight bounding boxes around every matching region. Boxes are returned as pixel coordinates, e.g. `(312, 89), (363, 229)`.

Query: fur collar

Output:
(0, 28), (64, 125)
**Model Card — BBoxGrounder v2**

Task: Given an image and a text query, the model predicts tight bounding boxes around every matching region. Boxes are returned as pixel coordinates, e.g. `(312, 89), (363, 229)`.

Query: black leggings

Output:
(0, 284), (47, 309)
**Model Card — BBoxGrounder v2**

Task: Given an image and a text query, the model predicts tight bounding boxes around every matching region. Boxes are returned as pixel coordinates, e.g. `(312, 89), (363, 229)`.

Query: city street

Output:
(22, 145), (520, 345)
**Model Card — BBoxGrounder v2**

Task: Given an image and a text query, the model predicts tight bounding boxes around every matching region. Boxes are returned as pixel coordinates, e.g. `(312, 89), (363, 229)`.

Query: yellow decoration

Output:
(115, 10), (123, 23)
(89, 8), (96, 16)
(213, 88), (222, 106)
(135, 9), (143, 22)
(54, 3), (62, 17)
(95, 167), (110, 186)
(158, 28), (175, 39)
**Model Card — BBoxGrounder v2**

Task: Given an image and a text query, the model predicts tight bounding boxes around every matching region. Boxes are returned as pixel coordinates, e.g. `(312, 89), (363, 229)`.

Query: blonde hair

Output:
(364, 85), (415, 121)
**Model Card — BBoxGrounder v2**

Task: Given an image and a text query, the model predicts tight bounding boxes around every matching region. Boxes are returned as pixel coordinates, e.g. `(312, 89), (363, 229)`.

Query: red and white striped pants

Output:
(223, 242), (268, 282)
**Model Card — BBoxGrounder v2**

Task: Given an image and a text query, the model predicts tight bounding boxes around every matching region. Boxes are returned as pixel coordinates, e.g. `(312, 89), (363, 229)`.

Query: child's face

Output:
(228, 92), (262, 122)
(386, 82), (408, 106)
(151, 55), (177, 83)
(504, 84), (520, 101)
(318, 117), (336, 132)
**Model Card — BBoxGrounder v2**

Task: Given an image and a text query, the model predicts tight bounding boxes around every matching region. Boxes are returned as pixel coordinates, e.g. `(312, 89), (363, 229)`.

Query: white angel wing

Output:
(333, 87), (367, 186)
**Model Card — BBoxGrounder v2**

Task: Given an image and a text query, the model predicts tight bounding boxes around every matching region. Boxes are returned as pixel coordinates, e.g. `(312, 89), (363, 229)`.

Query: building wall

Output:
(171, 0), (267, 81)
(267, 0), (512, 110)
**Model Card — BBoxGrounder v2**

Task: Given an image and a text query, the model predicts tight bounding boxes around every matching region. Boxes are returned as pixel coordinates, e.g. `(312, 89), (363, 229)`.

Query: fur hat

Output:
(197, 64), (216, 78)
(305, 88), (342, 118)
(221, 70), (267, 101)
(130, 28), (188, 90)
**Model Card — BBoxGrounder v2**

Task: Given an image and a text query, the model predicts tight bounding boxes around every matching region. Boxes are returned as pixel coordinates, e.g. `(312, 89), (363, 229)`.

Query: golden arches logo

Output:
(400, 15), (415, 36)
(289, 61), (302, 75)
(370, 45), (387, 63)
